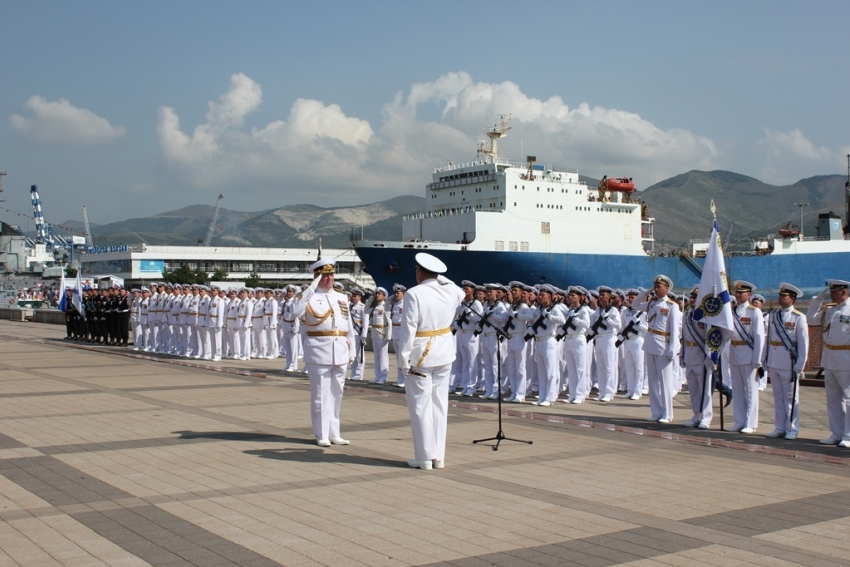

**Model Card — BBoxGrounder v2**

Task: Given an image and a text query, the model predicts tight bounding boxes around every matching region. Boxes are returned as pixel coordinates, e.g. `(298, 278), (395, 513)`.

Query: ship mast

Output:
(845, 153), (850, 234)
(477, 114), (512, 163)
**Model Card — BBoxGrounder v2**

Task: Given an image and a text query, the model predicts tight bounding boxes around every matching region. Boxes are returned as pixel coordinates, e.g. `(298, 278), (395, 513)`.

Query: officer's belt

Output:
(770, 340), (796, 347)
(416, 327), (451, 338)
(482, 331), (496, 336)
(595, 331), (616, 337)
(458, 328), (475, 333)
(648, 329), (670, 337)
(564, 333), (584, 339)
(392, 323), (401, 327)
(824, 343), (850, 350)
(252, 316), (264, 319)
(534, 334), (555, 341)
(731, 340), (749, 346)
(372, 324), (385, 328)
(307, 331), (347, 337)
(685, 340), (698, 347)
(283, 319), (295, 323)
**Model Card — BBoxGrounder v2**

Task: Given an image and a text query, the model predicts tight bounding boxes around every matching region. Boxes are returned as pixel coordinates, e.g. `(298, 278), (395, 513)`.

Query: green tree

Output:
(162, 264), (197, 284)
(244, 272), (261, 288)
(193, 267), (209, 285)
(64, 265), (78, 278)
(211, 267), (229, 282)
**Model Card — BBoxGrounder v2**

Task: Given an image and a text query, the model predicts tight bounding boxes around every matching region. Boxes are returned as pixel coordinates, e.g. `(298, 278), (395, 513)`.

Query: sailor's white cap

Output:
(285, 284), (297, 292)
(733, 280), (756, 293)
(309, 258), (336, 274)
(350, 287), (363, 295)
(475, 285), (486, 292)
(779, 282), (802, 297)
(654, 274), (673, 288)
(173, 284), (182, 289)
(524, 284), (537, 293)
(461, 280), (476, 288)
(690, 285), (699, 296)
(589, 289), (599, 298)
(131, 288), (140, 293)
(668, 292), (679, 300)
(751, 294), (766, 303)
(508, 281), (525, 289)
(375, 286), (388, 295)
(597, 285), (614, 294)
(333, 282), (345, 291)
(615, 289), (625, 297)
(567, 285), (584, 295)
(141, 286), (150, 292)
(827, 279), (850, 289)
(484, 283), (500, 291)
(626, 288), (639, 295)
(538, 284), (557, 295)
(392, 283), (407, 292)
(227, 287), (237, 293)
(415, 252), (447, 274)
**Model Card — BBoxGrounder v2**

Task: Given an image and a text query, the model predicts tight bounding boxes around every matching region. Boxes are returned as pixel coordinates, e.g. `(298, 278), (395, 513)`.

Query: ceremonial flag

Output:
(692, 215), (733, 362)
(57, 272), (68, 312)
(72, 271), (86, 319)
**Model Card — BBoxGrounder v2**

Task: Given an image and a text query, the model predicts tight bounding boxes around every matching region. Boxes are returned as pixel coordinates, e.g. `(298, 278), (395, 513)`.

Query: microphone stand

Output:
(464, 304), (533, 451)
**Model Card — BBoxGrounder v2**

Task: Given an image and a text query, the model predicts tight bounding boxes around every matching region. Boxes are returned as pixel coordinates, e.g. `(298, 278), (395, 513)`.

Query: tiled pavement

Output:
(0, 320), (848, 567)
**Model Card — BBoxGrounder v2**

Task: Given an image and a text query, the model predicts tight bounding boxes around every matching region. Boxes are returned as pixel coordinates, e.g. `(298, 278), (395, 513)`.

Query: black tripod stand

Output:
(466, 306), (533, 451)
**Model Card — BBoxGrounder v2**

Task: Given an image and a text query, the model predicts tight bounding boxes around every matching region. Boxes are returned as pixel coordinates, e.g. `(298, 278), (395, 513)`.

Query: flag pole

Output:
(710, 199), (725, 431)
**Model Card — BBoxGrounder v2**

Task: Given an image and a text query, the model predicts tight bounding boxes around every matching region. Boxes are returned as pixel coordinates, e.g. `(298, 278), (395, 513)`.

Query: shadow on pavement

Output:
(244, 448), (404, 468)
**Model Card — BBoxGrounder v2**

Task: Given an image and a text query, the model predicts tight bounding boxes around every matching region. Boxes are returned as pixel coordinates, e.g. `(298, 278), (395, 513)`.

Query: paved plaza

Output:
(0, 319), (849, 566)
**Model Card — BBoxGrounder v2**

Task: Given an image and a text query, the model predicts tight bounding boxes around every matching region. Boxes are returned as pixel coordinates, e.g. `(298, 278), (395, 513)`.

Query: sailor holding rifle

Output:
(450, 280), (482, 397)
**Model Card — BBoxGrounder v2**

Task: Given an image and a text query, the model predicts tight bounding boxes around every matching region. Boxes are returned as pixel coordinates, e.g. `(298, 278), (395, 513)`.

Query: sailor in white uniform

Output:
(366, 287), (391, 384)
(450, 281), (482, 396)
(526, 284), (567, 406)
(751, 293), (769, 391)
(281, 285), (301, 371)
(347, 288), (366, 380)
(290, 259), (355, 446)
(726, 280), (765, 434)
(681, 286), (714, 428)
(590, 285), (622, 402)
(560, 286), (592, 403)
(762, 283), (809, 440)
(397, 253), (464, 470)
(503, 281), (536, 403)
(618, 288), (647, 400)
(635, 275), (682, 423)
(808, 279), (850, 447)
(390, 284), (407, 386)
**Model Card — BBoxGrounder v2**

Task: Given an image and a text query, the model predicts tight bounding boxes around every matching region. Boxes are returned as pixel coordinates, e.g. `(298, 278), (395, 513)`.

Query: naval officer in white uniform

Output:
(397, 253), (464, 470)
(290, 258), (356, 446)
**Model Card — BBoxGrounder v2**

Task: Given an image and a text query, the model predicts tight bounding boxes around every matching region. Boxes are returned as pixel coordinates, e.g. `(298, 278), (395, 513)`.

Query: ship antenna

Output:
(476, 114), (512, 164)
(845, 154), (850, 234)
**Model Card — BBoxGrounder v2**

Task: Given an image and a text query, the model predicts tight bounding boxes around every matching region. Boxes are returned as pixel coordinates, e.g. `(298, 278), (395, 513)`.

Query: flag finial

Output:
(710, 199), (716, 218)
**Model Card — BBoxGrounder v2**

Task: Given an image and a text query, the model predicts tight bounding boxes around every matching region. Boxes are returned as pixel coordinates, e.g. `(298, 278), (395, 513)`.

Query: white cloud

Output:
(757, 128), (843, 184)
(157, 71), (724, 202)
(10, 95), (126, 145)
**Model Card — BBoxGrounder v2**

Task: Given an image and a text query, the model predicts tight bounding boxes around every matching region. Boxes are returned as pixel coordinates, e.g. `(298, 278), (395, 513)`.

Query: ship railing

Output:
(403, 206), (477, 221)
(427, 173), (498, 190)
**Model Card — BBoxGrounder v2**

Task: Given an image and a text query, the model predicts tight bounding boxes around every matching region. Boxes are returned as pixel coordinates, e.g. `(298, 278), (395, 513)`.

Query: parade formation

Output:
(59, 264), (850, 462)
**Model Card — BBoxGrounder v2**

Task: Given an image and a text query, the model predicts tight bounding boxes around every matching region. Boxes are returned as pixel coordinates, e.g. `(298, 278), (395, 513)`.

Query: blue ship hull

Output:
(354, 245), (849, 298)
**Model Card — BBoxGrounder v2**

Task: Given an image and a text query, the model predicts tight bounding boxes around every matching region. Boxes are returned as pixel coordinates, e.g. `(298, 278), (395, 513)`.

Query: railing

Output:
(403, 207), (477, 221)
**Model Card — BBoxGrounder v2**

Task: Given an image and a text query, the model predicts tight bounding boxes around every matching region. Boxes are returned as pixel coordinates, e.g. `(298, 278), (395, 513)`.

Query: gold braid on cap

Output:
(314, 264), (335, 275)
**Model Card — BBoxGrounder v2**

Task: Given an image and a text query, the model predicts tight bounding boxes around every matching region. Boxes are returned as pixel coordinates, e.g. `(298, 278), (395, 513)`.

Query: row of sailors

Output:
(128, 282), (306, 367)
(353, 276), (850, 446)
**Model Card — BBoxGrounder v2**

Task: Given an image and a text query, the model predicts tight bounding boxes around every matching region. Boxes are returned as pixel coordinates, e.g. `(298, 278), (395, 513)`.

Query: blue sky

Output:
(1, 0), (847, 228)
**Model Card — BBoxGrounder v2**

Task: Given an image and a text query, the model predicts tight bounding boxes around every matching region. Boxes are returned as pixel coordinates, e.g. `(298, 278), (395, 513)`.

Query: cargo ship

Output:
(353, 115), (850, 297)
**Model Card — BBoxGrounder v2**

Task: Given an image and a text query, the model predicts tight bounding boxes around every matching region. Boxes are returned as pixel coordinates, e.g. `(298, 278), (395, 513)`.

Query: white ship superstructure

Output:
(401, 115), (654, 255)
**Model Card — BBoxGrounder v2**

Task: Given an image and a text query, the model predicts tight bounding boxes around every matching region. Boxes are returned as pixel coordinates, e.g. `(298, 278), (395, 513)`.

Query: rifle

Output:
(615, 317), (639, 347)
(473, 305), (496, 337)
(524, 306), (552, 342)
(555, 315), (577, 341)
(453, 306), (471, 335)
(585, 308), (610, 341)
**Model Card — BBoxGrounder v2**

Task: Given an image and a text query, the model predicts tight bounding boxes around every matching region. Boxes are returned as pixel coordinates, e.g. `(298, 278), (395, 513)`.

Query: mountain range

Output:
(54, 171), (848, 252)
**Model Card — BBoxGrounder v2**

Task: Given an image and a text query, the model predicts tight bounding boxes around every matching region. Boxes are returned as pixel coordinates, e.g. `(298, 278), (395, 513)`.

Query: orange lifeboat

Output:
(604, 177), (635, 193)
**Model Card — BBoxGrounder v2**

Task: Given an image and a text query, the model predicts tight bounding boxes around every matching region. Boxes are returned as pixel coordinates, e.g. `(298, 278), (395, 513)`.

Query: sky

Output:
(1, 0), (848, 230)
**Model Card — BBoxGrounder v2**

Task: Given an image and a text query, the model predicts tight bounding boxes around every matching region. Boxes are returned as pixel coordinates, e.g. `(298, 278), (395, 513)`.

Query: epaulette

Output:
(665, 296), (675, 304)
(792, 309), (803, 316)
(747, 305), (756, 310)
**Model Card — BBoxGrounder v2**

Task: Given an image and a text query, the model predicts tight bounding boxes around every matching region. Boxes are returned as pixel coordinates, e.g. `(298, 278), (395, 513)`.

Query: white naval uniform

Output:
(505, 301), (536, 401)
(348, 300), (365, 379)
(238, 297), (253, 360)
(281, 297), (301, 371)
(397, 275), (464, 464)
(450, 299), (482, 395)
(184, 293), (200, 357)
(637, 293), (682, 421)
(264, 297), (279, 359)
(130, 296), (142, 349)
(366, 300), (391, 383)
(197, 295), (211, 359)
(290, 285), (355, 442)
(618, 306), (647, 398)
(527, 304), (568, 403)
(763, 306), (808, 436)
(590, 305), (622, 402)
(729, 301), (765, 431)
(681, 309), (714, 426)
(561, 305), (592, 403)
(251, 298), (266, 357)
(391, 298), (405, 386)
(169, 294), (182, 354)
(139, 298), (151, 351)
(479, 300), (510, 398)
(225, 298), (241, 358)
(810, 297), (850, 443)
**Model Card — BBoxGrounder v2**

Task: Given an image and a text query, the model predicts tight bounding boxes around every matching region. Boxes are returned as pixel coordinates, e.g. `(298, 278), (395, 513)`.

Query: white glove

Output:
(816, 288), (828, 300)
(666, 356), (674, 363)
(310, 274), (322, 292)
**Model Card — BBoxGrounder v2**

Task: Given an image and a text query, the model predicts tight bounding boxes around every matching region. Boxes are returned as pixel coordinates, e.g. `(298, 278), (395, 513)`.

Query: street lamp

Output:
(794, 202), (808, 238)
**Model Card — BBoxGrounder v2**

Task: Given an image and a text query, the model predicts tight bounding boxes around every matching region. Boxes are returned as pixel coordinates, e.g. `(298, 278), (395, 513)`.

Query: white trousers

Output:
(824, 370), (850, 442)
(405, 363), (451, 462)
(228, 327), (241, 359)
(646, 354), (675, 421)
(481, 333), (502, 396)
(594, 335), (618, 401)
(197, 326), (210, 359)
(622, 341), (645, 397)
(392, 337), (405, 386)
(768, 368), (799, 435)
(730, 364), (759, 430)
(253, 326), (267, 358)
(306, 363), (346, 440)
(564, 338), (589, 402)
(183, 325), (194, 357)
(685, 364), (713, 425)
(131, 321), (142, 348)
(210, 327), (222, 359)
(372, 336), (389, 382)
(266, 327), (279, 358)
(452, 331), (479, 391)
(506, 335), (528, 399)
(534, 337), (559, 402)
(283, 331), (301, 370)
(240, 327), (252, 359)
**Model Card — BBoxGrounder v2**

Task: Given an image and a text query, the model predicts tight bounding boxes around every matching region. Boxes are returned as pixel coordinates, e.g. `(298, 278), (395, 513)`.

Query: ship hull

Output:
(354, 244), (849, 298)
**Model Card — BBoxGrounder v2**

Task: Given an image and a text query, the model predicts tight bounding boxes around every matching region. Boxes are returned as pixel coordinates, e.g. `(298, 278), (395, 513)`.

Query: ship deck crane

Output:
(200, 194), (224, 246)
(30, 185), (55, 251)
